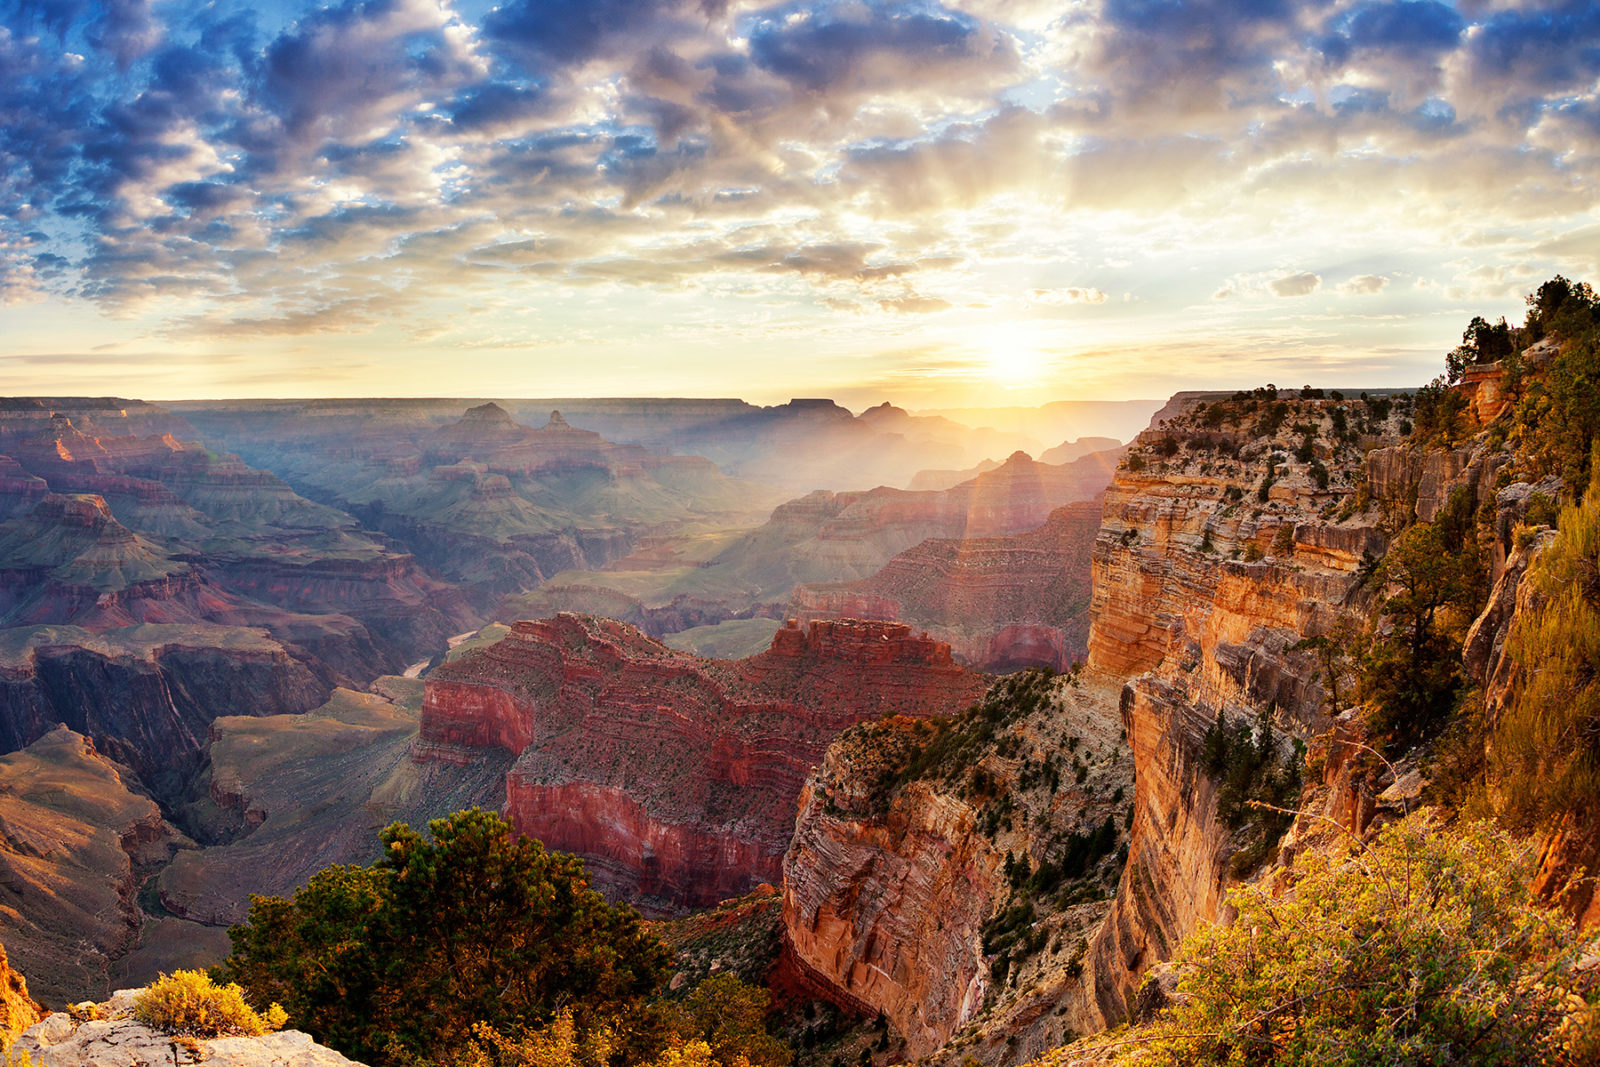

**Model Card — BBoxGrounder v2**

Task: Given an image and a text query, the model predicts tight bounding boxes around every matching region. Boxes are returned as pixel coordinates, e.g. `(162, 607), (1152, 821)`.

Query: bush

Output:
(220, 809), (672, 1066)
(1494, 485), (1600, 830)
(134, 971), (286, 1038)
(1108, 819), (1600, 1066)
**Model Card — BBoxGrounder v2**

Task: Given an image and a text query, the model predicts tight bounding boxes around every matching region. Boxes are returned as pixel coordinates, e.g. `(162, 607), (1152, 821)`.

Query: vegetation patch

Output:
(134, 970), (286, 1038)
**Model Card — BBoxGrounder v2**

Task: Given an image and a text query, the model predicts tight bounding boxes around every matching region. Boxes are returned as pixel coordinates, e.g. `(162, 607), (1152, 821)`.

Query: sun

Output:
(982, 324), (1049, 386)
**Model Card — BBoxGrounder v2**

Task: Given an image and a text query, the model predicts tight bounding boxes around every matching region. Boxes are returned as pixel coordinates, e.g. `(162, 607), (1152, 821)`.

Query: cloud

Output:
(749, 3), (1016, 94)
(1270, 271), (1322, 297)
(1339, 273), (1390, 295)
(1, 0), (1596, 391)
(1028, 287), (1108, 306)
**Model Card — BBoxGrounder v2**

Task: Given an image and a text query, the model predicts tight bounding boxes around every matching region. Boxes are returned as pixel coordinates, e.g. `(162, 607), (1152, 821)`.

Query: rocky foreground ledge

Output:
(17, 990), (364, 1067)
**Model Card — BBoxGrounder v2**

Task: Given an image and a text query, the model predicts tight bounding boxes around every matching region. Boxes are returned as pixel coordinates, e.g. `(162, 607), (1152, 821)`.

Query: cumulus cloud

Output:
(1340, 273), (1390, 294)
(1270, 271), (1323, 297)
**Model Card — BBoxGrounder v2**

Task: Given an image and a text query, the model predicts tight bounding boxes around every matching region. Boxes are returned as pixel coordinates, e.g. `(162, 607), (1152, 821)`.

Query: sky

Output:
(0, 0), (1597, 408)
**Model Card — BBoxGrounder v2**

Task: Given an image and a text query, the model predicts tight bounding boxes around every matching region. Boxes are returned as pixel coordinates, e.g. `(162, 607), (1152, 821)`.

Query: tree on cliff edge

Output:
(220, 808), (673, 1066)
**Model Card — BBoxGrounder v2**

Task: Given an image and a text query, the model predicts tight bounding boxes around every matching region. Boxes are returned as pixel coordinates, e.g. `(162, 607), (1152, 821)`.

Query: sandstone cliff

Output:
(419, 614), (988, 911)
(782, 670), (1132, 1063)
(778, 386), (1525, 1057)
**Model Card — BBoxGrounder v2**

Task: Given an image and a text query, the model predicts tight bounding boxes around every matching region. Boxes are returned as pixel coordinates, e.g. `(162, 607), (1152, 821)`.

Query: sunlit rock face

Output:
(419, 614), (988, 911)
(1081, 392), (1504, 1023)
(780, 673), (1131, 1063)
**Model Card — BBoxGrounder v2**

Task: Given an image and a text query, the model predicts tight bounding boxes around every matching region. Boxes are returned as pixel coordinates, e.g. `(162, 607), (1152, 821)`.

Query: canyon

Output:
(773, 383), (1549, 1057)
(418, 614), (990, 911)
(514, 448), (1123, 644)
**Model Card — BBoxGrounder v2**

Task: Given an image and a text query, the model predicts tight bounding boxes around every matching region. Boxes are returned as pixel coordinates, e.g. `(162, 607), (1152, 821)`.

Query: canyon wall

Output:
(1081, 393), (1508, 1023)
(418, 615), (988, 911)
(779, 388), (1526, 1058)
(781, 673), (1131, 1062)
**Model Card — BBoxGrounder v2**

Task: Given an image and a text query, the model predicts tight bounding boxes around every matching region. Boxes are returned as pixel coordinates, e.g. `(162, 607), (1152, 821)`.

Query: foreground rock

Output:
(18, 989), (363, 1066)
(420, 614), (989, 911)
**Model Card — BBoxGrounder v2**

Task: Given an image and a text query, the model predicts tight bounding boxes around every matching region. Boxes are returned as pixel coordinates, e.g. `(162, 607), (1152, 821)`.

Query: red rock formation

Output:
(791, 503), (1103, 672)
(419, 614), (988, 910)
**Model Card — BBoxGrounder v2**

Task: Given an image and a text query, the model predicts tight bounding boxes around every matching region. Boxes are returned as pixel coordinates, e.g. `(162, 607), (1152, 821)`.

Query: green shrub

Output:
(134, 970), (286, 1038)
(220, 809), (671, 1066)
(1105, 819), (1600, 1066)
(1197, 710), (1301, 873)
(1494, 486), (1600, 830)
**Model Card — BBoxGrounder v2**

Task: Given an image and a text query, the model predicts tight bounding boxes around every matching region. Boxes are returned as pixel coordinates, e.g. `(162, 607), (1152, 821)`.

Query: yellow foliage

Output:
(133, 970), (286, 1039)
(648, 1038), (751, 1067)
(458, 1010), (615, 1067)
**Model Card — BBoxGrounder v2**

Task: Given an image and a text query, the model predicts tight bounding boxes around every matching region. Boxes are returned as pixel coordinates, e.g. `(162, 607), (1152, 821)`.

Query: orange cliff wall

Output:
(1080, 398), (1508, 1025)
(417, 614), (988, 910)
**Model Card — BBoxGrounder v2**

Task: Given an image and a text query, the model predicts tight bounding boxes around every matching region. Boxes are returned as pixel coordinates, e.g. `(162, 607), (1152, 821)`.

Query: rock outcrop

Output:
(19, 989), (363, 1067)
(791, 503), (1103, 672)
(781, 672), (1132, 1062)
(419, 614), (989, 911)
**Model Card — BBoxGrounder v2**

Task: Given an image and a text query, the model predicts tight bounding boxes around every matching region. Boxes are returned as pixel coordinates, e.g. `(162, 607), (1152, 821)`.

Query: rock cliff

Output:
(1078, 388), (1525, 1023)
(791, 502), (1103, 672)
(781, 670), (1132, 1062)
(777, 386), (1520, 1057)
(419, 614), (988, 911)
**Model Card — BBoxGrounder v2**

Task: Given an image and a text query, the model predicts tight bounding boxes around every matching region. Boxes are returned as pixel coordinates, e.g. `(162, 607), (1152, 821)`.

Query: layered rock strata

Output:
(1082, 391), (1507, 1023)
(782, 672), (1132, 1061)
(418, 614), (988, 910)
